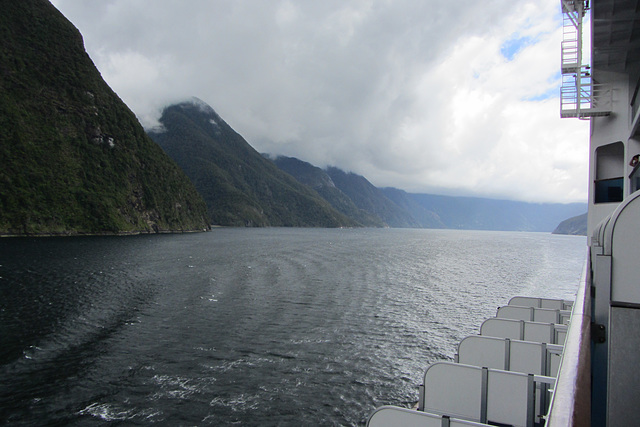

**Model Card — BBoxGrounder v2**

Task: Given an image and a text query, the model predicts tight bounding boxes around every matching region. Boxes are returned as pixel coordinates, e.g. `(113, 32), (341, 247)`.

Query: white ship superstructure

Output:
(579, 0), (640, 425)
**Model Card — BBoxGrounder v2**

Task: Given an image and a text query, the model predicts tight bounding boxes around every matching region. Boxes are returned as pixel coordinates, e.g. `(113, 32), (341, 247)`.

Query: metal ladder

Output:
(559, 0), (611, 119)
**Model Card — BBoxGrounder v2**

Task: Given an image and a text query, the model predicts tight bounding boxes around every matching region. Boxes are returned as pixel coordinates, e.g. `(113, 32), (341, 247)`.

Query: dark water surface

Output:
(0, 228), (585, 425)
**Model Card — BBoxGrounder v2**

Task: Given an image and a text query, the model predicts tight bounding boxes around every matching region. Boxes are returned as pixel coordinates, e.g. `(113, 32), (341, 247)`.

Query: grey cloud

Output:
(51, 0), (586, 203)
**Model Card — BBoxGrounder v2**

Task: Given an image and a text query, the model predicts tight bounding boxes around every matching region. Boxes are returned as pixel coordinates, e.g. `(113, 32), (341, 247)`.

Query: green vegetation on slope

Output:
(270, 156), (385, 227)
(0, 0), (209, 234)
(325, 167), (421, 228)
(149, 100), (357, 227)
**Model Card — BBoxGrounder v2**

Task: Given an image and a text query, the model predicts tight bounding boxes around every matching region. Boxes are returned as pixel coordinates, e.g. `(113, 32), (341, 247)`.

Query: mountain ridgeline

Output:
(148, 100), (356, 227)
(144, 98), (585, 231)
(0, 0), (209, 235)
(269, 156), (385, 227)
(268, 155), (586, 232)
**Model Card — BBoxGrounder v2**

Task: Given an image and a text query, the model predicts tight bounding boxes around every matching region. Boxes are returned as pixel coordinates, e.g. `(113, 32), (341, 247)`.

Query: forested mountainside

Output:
(269, 157), (587, 232)
(148, 100), (356, 227)
(0, 0), (209, 235)
(552, 213), (587, 236)
(269, 156), (384, 227)
(379, 187), (446, 228)
(324, 167), (421, 228)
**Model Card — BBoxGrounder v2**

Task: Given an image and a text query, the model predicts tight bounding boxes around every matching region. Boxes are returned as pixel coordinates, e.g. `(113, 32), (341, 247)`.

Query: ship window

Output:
(595, 178), (624, 203)
(595, 142), (624, 204)
(631, 164), (640, 193)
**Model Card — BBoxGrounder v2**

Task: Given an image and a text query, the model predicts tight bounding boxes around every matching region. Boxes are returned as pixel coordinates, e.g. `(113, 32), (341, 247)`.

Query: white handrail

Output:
(545, 249), (591, 426)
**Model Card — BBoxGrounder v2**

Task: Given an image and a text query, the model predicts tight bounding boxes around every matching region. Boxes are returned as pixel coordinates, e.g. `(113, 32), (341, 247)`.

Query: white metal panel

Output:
(480, 318), (522, 340)
(458, 336), (508, 370)
(533, 308), (560, 324)
(509, 296), (541, 308)
(549, 352), (562, 378)
(509, 297), (571, 310)
(423, 363), (483, 421)
(547, 344), (564, 377)
(486, 370), (531, 427)
(540, 299), (564, 310)
(523, 322), (555, 344)
(510, 341), (544, 375)
(497, 306), (533, 321)
(610, 194), (640, 303)
(608, 307), (640, 426)
(366, 406), (442, 427)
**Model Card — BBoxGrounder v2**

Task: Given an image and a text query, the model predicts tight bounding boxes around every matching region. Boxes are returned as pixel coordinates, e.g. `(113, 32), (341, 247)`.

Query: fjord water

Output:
(0, 229), (585, 426)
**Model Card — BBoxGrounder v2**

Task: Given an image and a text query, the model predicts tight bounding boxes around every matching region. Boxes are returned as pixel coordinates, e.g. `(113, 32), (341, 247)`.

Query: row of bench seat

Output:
(367, 296), (573, 427)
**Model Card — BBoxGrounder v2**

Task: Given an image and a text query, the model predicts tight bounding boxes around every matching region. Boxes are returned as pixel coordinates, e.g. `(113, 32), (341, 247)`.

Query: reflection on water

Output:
(0, 229), (585, 425)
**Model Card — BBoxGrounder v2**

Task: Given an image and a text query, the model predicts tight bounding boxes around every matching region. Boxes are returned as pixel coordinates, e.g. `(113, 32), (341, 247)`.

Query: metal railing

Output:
(559, 1), (611, 119)
(545, 250), (591, 426)
(561, 0), (585, 72)
(561, 73), (612, 118)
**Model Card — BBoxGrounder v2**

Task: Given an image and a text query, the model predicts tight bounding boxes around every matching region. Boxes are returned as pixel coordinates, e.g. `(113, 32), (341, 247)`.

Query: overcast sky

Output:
(50, 0), (589, 203)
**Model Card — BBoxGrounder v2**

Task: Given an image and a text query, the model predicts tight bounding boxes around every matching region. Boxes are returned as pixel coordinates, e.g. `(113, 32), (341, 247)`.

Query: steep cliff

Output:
(0, 0), (210, 235)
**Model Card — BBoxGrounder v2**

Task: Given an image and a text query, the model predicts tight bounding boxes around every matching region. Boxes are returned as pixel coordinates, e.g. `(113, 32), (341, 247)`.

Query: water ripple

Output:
(0, 229), (585, 425)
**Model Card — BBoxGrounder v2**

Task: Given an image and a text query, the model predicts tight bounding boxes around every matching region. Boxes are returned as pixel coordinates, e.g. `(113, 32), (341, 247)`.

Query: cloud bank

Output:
(51, 0), (589, 203)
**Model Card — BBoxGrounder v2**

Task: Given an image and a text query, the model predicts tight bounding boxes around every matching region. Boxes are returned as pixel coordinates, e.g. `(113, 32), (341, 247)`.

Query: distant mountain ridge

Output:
(133, 96), (585, 232)
(148, 100), (356, 227)
(393, 191), (586, 232)
(269, 155), (586, 232)
(0, 0), (209, 235)
(552, 213), (587, 236)
(269, 156), (384, 227)
(324, 167), (421, 228)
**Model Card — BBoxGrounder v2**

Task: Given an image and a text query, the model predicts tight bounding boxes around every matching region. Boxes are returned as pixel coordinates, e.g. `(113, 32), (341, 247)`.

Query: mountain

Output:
(552, 213), (587, 236)
(148, 100), (356, 227)
(405, 193), (587, 232)
(380, 187), (446, 228)
(325, 168), (421, 228)
(270, 157), (586, 232)
(0, 0), (209, 235)
(269, 156), (385, 227)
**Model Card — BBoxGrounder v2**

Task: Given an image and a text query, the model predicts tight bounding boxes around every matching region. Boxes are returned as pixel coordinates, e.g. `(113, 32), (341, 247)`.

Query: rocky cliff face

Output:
(0, 0), (210, 235)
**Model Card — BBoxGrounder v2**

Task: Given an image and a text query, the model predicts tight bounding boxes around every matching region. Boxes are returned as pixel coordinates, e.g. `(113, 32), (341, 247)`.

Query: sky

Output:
(50, 0), (590, 203)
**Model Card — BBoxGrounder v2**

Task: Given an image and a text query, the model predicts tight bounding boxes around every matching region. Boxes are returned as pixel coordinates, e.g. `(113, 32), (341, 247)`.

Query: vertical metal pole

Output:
(575, 1), (584, 117)
(480, 367), (489, 424)
(504, 338), (511, 371)
(527, 374), (535, 427)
